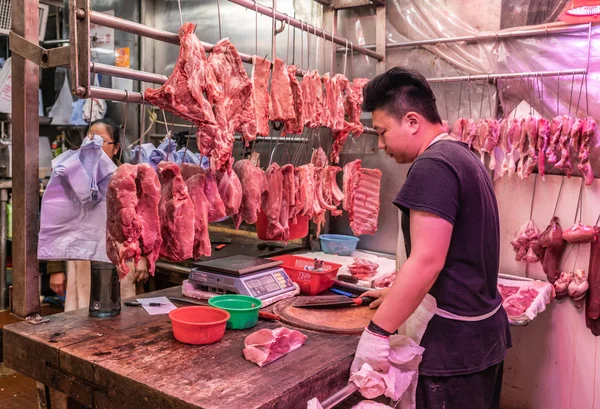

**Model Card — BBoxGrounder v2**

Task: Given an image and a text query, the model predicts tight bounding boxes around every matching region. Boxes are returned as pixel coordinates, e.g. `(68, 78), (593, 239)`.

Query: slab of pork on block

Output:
(106, 164), (143, 279)
(157, 162), (195, 262)
(343, 159), (382, 236)
(283, 64), (304, 135)
(243, 327), (307, 367)
(180, 164), (211, 258)
(251, 56), (271, 136)
(261, 163), (285, 239)
(144, 23), (224, 165)
(135, 164), (162, 275)
(208, 38), (256, 145)
(232, 159), (267, 228)
(269, 58), (295, 122)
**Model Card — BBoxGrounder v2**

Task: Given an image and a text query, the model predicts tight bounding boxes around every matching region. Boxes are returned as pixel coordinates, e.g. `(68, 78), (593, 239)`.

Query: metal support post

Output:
(375, 4), (386, 75)
(11, 0), (41, 318)
(0, 188), (7, 310)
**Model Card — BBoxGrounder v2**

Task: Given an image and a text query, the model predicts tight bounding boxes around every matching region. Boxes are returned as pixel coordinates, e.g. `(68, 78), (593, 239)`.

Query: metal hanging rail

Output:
(426, 68), (587, 83)
(226, 0), (384, 61)
(336, 22), (595, 52)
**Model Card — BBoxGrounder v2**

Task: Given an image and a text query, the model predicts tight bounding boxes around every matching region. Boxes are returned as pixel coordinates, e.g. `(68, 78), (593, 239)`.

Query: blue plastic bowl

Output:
(319, 234), (360, 256)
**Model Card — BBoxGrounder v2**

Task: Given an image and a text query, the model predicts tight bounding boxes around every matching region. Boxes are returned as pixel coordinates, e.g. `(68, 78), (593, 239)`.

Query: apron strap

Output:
(435, 302), (502, 322)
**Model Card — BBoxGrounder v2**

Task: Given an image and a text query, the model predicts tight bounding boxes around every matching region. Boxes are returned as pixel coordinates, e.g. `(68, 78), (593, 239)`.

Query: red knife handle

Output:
(354, 296), (377, 306)
(259, 311), (281, 321)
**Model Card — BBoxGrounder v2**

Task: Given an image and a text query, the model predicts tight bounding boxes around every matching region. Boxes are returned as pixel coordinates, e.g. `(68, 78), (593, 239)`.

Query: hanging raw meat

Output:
(451, 118), (468, 141)
(570, 117), (584, 151)
(182, 166), (211, 258)
(301, 70), (323, 128)
(208, 38), (256, 145)
(586, 239), (600, 335)
(343, 159), (382, 236)
(562, 223), (598, 243)
(554, 115), (575, 176)
(232, 159), (267, 229)
(510, 220), (540, 263)
(536, 118), (550, 180)
(532, 217), (566, 284)
(134, 164), (163, 275)
(279, 164), (296, 241)
(546, 116), (563, 163)
(568, 269), (589, 308)
(261, 163), (285, 239)
(283, 65), (304, 135)
(554, 271), (573, 300)
(577, 117), (596, 185)
(251, 56), (271, 136)
(481, 119), (500, 166)
(181, 164), (226, 223)
(521, 116), (539, 179)
(216, 168), (243, 217)
(157, 162), (195, 262)
(294, 164), (316, 219)
(269, 58), (295, 122)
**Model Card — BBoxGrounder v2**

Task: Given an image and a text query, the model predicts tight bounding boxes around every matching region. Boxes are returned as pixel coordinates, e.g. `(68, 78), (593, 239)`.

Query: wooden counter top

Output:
(3, 286), (360, 409)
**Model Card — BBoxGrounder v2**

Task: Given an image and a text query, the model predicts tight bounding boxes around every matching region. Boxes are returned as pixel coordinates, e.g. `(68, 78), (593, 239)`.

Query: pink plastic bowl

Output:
(169, 306), (230, 345)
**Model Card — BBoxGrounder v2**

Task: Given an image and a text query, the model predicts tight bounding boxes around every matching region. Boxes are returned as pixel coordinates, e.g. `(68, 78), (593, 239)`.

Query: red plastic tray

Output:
(270, 255), (342, 295)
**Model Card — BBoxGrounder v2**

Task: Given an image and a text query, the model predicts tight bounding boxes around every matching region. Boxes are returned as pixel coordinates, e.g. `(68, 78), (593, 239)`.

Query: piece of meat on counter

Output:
(562, 223), (598, 243)
(251, 56), (271, 136)
(243, 327), (307, 367)
(135, 164), (162, 275)
(183, 167), (211, 258)
(106, 164), (143, 278)
(587, 239), (600, 335)
(208, 38), (256, 145)
(503, 287), (539, 317)
(510, 220), (540, 263)
(283, 65), (304, 135)
(532, 216), (566, 284)
(348, 258), (379, 280)
(498, 284), (519, 299)
(373, 271), (397, 288)
(269, 58), (295, 122)
(343, 159), (382, 236)
(554, 271), (573, 300)
(157, 162), (195, 262)
(232, 160), (267, 228)
(568, 268), (589, 308)
(261, 163), (285, 239)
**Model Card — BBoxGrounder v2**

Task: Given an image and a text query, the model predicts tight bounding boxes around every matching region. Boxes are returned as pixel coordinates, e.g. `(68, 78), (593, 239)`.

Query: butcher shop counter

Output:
(2, 286), (360, 409)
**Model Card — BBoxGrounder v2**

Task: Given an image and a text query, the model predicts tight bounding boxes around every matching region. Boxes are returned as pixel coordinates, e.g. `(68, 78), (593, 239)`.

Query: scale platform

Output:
(189, 255), (296, 300)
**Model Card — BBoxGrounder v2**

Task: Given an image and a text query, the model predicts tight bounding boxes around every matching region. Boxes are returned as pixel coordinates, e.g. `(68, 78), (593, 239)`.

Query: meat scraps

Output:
(157, 162), (195, 262)
(180, 164), (211, 258)
(348, 258), (379, 280)
(343, 159), (382, 236)
(510, 220), (540, 263)
(208, 38), (256, 146)
(502, 287), (539, 317)
(269, 58), (295, 122)
(232, 159), (267, 229)
(243, 327), (307, 367)
(106, 164), (142, 278)
(251, 56), (271, 136)
(498, 284), (519, 299)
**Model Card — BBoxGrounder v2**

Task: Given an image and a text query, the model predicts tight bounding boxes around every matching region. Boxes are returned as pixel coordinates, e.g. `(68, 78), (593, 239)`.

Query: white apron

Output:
(394, 133), (502, 409)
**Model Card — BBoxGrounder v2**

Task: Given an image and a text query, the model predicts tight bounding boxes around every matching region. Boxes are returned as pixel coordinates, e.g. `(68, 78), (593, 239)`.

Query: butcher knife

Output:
(294, 295), (376, 309)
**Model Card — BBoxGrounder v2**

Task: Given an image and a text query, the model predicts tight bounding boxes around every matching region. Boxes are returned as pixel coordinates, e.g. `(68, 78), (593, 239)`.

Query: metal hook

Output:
(275, 18), (285, 35)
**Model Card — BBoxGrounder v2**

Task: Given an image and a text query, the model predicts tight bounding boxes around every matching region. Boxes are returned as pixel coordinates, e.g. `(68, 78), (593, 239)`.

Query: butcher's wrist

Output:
(367, 320), (395, 337)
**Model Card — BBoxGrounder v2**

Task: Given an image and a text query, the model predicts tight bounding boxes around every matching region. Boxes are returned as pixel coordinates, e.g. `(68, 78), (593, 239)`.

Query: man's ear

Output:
(405, 112), (420, 134)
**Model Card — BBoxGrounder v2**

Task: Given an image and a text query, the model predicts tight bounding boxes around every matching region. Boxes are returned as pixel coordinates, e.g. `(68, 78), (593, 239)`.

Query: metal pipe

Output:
(87, 86), (150, 104)
(320, 383), (359, 409)
(226, 0), (383, 61)
(427, 68), (587, 83)
(337, 23), (595, 52)
(155, 261), (192, 275)
(0, 189), (7, 310)
(91, 62), (168, 84)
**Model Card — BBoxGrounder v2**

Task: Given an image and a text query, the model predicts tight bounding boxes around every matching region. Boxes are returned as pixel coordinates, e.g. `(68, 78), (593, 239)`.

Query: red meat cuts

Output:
(183, 167), (211, 258)
(216, 169), (243, 217)
(279, 164), (296, 241)
(157, 162), (195, 262)
(181, 164), (226, 223)
(135, 164), (162, 275)
(283, 65), (304, 135)
(302, 70), (324, 128)
(106, 164), (142, 278)
(532, 217), (566, 284)
(498, 284), (519, 299)
(348, 258), (379, 280)
(510, 220), (540, 263)
(586, 239), (600, 335)
(343, 159), (382, 236)
(325, 74), (349, 132)
(295, 164), (316, 219)
(208, 38), (256, 145)
(554, 271), (573, 300)
(243, 327), (307, 367)
(269, 58), (295, 122)
(554, 115), (575, 176)
(536, 118), (550, 180)
(311, 147), (328, 167)
(520, 116), (539, 179)
(261, 163), (285, 239)
(144, 24), (224, 167)
(503, 287), (539, 317)
(323, 165), (345, 217)
(252, 56), (271, 136)
(373, 271), (396, 288)
(232, 160), (267, 229)
(562, 223), (598, 243)
(568, 268), (589, 308)
(546, 116), (563, 163)
(578, 117), (596, 186)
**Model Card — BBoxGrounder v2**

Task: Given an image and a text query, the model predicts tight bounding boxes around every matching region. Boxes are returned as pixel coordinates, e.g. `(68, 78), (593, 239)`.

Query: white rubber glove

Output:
(350, 328), (391, 374)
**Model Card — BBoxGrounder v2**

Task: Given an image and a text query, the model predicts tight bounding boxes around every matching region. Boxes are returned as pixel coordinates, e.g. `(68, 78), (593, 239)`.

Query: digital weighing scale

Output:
(188, 255), (296, 301)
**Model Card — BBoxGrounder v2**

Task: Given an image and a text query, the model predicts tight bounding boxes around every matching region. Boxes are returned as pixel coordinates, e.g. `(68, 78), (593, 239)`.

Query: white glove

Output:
(351, 328), (391, 374)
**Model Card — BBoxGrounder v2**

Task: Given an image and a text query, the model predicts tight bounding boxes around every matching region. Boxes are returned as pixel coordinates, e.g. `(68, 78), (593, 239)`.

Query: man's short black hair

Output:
(362, 67), (442, 125)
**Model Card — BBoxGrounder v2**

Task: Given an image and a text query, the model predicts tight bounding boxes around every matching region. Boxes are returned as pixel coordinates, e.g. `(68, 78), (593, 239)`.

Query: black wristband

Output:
(367, 320), (396, 337)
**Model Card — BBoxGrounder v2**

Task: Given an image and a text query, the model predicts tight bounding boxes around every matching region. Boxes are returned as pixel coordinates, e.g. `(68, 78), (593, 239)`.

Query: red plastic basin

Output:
(169, 306), (230, 345)
(270, 255), (342, 295)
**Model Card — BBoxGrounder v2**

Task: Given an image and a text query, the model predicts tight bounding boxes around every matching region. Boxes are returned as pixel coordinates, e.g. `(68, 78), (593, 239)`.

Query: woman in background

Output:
(47, 118), (147, 311)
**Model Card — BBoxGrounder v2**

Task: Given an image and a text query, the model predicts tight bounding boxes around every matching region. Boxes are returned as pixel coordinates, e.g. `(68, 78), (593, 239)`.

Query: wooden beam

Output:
(11, 0), (41, 318)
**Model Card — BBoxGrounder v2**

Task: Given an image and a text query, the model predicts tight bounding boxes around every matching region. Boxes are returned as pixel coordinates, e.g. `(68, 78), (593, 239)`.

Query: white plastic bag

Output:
(0, 58), (12, 113)
(48, 77), (74, 124)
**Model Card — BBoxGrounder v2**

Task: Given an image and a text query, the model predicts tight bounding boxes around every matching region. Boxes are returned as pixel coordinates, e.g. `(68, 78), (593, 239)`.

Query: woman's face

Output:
(89, 123), (119, 159)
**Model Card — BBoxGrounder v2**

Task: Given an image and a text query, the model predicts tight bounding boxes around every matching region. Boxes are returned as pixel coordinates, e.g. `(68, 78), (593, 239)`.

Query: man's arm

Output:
(371, 209), (453, 333)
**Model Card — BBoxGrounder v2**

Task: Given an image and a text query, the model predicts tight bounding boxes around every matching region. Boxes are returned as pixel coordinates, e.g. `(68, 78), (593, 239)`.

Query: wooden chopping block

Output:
(272, 296), (376, 335)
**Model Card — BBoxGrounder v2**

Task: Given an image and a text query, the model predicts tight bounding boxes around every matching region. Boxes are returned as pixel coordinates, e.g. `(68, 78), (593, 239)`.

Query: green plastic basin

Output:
(208, 294), (262, 330)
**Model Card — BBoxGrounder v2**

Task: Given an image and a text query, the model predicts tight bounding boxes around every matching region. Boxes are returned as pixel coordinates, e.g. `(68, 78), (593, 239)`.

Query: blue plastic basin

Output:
(319, 234), (360, 256)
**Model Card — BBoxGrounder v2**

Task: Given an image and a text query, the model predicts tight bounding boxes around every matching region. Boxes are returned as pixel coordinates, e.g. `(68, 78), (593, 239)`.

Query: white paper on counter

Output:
(295, 250), (397, 288)
(136, 296), (177, 315)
